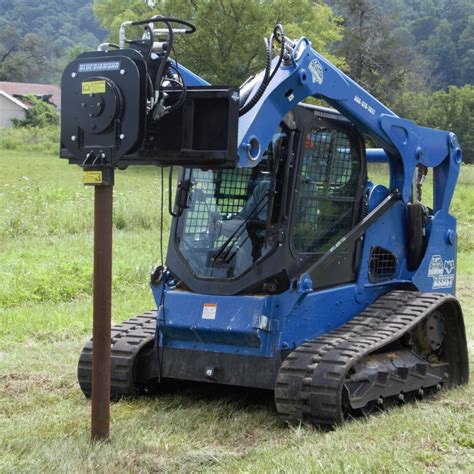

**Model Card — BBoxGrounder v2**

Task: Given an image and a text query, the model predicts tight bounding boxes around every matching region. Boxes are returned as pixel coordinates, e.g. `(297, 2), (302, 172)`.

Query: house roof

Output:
(0, 90), (29, 110)
(0, 81), (61, 108)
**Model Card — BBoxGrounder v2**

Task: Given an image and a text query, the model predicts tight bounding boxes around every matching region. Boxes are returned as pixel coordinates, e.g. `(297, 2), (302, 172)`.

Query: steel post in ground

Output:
(90, 180), (113, 441)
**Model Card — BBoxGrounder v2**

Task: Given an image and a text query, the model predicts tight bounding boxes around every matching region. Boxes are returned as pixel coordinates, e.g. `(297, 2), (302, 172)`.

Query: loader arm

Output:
(236, 37), (462, 211)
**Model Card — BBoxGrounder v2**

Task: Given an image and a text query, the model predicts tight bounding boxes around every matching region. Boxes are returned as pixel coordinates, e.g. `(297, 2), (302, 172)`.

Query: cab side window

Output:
(292, 127), (361, 253)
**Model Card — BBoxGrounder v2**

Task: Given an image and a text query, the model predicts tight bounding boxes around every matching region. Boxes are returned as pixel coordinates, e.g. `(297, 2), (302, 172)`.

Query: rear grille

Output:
(369, 246), (397, 282)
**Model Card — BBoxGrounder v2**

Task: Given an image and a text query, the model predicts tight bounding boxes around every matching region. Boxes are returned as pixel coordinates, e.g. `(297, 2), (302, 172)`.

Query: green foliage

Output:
(0, 0), (105, 83)
(0, 150), (473, 471)
(94, 0), (343, 85)
(327, 0), (473, 103)
(0, 19), (50, 82)
(396, 85), (474, 164)
(12, 95), (59, 128)
(327, 0), (408, 106)
(376, 0), (474, 91)
(0, 125), (59, 155)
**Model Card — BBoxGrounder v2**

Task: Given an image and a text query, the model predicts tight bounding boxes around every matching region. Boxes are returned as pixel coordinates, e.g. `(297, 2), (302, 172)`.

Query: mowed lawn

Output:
(1, 151), (473, 472)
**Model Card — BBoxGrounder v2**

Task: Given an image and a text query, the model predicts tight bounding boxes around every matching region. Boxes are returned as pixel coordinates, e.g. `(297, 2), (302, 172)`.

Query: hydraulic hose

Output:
(154, 19), (173, 91)
(239, 24), (286, 117)
(268, 24), (285, 83)
(129, 16), (196, 34)
(239, 36), (272, 117)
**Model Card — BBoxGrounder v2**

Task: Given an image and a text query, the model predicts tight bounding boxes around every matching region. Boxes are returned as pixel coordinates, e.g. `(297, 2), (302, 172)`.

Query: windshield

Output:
(175, 152), (277, 279)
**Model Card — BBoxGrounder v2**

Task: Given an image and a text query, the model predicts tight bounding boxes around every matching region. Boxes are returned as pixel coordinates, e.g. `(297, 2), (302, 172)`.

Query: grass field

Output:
(1, 150), (473, 472)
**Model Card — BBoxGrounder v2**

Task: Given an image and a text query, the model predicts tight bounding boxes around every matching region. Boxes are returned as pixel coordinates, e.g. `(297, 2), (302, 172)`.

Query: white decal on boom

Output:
(309, 59), (324, 85)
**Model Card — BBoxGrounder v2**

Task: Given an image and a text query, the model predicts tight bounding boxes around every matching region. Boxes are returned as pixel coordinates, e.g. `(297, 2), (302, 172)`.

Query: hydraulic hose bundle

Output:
(239, 24), (286, 116)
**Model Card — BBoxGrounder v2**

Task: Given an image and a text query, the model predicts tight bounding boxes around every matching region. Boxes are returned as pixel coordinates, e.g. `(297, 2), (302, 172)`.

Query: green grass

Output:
(1, 151), (473, 472)
(0, 125), (59, 155)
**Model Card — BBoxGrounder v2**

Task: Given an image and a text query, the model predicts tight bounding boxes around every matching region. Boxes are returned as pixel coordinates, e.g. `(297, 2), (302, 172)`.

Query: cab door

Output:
(290, 109), (367, 288)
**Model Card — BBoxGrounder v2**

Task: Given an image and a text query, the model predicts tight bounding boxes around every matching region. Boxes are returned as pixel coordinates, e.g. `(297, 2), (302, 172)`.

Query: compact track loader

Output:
(60, 16), (469, 426)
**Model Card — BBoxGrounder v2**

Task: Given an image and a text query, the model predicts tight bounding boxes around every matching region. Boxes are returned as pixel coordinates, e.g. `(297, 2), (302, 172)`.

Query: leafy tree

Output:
(421, 19), (460, 90)
(427, 86), (474, 164)
(0, 0), (106, 83)
(93, 0), (343, 85)
(326, 0), (409, 105)
(396, 86), (474, 163)
(458, 15), (474, 85)
(12, 94), (59, 128)
(373, 0), (474, 91)
(0, 20), (50, 82)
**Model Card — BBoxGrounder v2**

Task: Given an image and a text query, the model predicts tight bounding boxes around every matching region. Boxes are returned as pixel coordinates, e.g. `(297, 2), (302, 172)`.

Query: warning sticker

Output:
(83, 171), (102, 184)
(82, 80), (106, 95)
(202, 304), (217, 320)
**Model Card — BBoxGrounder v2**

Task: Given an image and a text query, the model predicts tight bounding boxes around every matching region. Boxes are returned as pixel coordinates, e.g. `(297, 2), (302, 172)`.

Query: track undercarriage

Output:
(275, 291), (468, 426)
(78, 291), (468, 427)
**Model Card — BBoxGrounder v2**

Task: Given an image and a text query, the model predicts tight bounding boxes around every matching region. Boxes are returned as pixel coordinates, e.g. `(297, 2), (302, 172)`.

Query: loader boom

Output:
(235, 37), (461, 210)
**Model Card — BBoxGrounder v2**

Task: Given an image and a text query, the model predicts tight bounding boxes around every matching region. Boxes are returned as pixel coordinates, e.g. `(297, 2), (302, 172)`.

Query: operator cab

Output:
(166, 104), (367, 295)
(176, 139), (280, 280)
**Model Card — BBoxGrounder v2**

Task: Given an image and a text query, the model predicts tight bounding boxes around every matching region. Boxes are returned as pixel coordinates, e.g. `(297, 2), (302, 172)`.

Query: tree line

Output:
(0, 0), (105, 83)
(326, 0), (474, 162)
(1, 0), (472, 162)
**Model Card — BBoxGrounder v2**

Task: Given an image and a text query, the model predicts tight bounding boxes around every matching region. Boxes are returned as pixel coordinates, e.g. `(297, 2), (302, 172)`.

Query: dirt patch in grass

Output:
(0, 372), (74, 396)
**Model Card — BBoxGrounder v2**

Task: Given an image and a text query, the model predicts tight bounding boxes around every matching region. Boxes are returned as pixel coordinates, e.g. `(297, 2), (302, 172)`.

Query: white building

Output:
(0, 82), (61, 127)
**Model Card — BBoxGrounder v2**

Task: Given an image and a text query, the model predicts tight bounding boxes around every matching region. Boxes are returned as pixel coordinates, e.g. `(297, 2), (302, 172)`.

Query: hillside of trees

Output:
(0, 0), (472, 161)
(0, 0), (106, 83)
(2, 0), (471, 90)
(382, 0), (473, 90)
(327, 0), (473, 94)
(325, 0), (474, 162)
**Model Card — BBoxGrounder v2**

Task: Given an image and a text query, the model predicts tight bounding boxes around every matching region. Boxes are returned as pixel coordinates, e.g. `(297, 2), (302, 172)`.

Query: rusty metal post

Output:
(90, 173), (114, 441)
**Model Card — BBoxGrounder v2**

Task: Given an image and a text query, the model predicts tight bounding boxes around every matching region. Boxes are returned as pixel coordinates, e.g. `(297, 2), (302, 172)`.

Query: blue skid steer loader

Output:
(60, 17), (469, 426)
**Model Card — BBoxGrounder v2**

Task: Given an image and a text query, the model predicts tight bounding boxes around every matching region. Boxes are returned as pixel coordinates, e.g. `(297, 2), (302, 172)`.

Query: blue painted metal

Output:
(366, 148), (389, 163)
(412, 211), (457, 294)
(148, 32), (462, 382)
(172, 61), (210, 87)
(236, 37), (460, 210)
(151, 201), (458, 361)
(151, 280), (383, 358)
(367, 184), (390, 211)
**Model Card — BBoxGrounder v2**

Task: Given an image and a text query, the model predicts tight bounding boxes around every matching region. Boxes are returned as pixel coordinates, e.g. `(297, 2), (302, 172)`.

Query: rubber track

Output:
(77, 311), (157, 398)
(275, 291), (453, 426)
